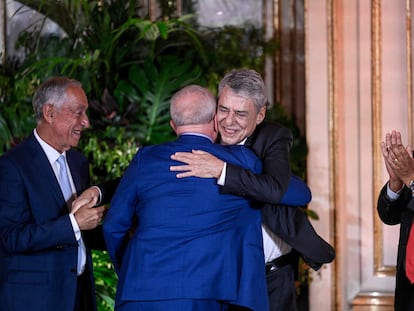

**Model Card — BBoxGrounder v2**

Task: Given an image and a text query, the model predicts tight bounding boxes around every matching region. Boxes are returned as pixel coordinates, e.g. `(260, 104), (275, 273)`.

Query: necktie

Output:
(406, 222), (414, 283)
(57, 155), (85, 275)
(56, 155), (73, 203)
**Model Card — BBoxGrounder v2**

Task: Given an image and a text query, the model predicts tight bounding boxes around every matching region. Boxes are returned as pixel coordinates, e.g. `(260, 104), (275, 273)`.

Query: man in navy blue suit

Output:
(170, 69), (335, 311)
(103, 85), (268, 311)
(0, 77), (107, 311)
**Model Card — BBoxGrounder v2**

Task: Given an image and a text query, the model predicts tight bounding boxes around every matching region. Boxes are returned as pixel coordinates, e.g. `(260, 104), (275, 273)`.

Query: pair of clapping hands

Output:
(381, 130), (414, 193)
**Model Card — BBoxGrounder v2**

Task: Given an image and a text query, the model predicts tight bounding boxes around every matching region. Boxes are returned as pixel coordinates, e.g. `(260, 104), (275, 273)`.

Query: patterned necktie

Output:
(406, 222), (414, 283)
(56, 155), (73, 203)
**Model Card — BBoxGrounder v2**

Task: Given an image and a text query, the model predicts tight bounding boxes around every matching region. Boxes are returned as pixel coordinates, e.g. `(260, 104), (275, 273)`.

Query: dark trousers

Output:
(395, 272), (414, 311)
(74, 271), (94, 311)
(266, 262), (297, 311)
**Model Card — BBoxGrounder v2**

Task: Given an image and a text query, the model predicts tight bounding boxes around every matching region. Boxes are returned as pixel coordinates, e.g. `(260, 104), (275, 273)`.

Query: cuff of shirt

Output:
(91, 185), (103, 206)
(69, 213), (82, 241)
(386, 182), (404, 201)
(217, 162), (227, 186)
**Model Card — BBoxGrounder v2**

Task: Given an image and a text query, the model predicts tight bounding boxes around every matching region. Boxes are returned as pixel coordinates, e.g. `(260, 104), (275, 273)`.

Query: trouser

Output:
(266, 253), (297, 311)
(74, 271), (94, 311)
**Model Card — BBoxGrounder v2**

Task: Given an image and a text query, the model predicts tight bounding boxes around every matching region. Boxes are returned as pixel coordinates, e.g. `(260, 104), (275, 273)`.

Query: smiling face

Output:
(43, 85), (90, 152)
(216, 87), (265, 145)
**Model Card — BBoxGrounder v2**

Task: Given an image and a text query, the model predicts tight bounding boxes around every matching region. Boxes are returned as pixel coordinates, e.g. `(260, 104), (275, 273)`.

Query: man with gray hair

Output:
(0, 76), (107, 311)
(171, 69), (335, 311)
(103, 84), (268, 311)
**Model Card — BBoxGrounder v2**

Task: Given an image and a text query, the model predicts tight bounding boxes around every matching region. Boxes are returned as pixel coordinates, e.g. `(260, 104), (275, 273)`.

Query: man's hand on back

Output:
(170, 150), (224, 179)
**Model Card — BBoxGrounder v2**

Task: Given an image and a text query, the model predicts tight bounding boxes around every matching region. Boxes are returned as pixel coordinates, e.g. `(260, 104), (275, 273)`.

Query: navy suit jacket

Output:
(223, 121), (335, 270)
(0, 133), (100, 311)
(103, 134), (268, 311)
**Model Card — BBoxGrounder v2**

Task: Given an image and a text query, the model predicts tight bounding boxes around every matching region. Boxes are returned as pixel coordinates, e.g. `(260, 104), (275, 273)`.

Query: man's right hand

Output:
(74, 205), (105, 230)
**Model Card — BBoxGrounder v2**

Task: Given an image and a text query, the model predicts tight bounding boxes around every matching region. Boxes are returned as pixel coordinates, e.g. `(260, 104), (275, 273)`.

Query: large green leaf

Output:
(113, 54), (203, 145)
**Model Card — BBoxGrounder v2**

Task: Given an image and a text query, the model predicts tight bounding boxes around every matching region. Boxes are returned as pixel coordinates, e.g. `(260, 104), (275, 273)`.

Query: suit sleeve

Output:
(0, 157), (76, 253)
(377, 183), (412, 225)
(279, 175), (312, 206)
(222, 124), (293, 205)
(103, 153), (141, 274)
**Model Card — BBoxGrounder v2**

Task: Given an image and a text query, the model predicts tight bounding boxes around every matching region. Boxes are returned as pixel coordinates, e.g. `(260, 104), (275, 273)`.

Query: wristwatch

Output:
(409, 180), (414, 196)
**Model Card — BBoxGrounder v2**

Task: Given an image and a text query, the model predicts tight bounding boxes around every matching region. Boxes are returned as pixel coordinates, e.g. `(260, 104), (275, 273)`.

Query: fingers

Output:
(175, 171), (195, 178)
(170, 150), (223, 179)
(389, 144), (407, 160)
(191, 150), (208, 155)
(407, 145), (413, 158)
(71, 195), (98, 212)
(73, 187), (100, 212)
(171, 150), (213, 163)
(387, 147), (402, 167)
(384, 131), (407, 160)
(71, 198), (93, 213)
(396, 131), (402, 145)
(389, 130), (403, 148)
(74, 205), (106, 230)
(390, 131), (398, 145)
(170, 164), (190, 172)
(380, 141), (388, 157)
(171, 152), (196, 163)
(385, 132), (391, 147)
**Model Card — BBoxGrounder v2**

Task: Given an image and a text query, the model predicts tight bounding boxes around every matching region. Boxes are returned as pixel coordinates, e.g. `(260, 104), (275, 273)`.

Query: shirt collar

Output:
(180, 132), (214, 143)
(33, 129), (65, 164)
(238, 138), (248, 145)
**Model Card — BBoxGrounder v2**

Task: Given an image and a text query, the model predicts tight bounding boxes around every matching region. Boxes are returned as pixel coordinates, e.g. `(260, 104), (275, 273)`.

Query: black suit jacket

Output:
(377, 184), (414, 310)
(222, 121), (335, 270)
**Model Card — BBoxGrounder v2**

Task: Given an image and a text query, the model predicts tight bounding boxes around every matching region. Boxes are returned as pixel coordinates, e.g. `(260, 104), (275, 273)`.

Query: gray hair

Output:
(32, 76), (82, 122)
(170, 85), (216, 126)
(218, 69), (267, 111)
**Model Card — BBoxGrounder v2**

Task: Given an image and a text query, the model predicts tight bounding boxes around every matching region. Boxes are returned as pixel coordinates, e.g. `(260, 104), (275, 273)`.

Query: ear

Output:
(43, 104), (55, 123)
(213, 115), (218, 133)
(170, 120), (178, 134)
(256, 106), (266, 124)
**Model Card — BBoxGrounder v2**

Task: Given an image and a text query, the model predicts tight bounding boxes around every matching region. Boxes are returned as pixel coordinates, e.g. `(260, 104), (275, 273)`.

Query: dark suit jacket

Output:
(103, 134), (268, 311)
(377, 184), (414, 311)
(0, 133), (101, 311)
(222, 121), (335, 270)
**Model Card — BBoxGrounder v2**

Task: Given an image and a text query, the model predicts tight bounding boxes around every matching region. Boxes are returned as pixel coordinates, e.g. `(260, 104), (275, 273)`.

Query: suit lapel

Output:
(27, 134), (67, 210)
(66, 151), (81, 194)
(66, 149), (90, 197)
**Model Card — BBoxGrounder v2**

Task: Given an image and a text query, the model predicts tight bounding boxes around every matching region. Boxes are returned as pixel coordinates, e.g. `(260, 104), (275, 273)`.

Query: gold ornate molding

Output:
(327, 0), (339, 309)
(407, 0), (413, 146)
(371, 0), (396, 277)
